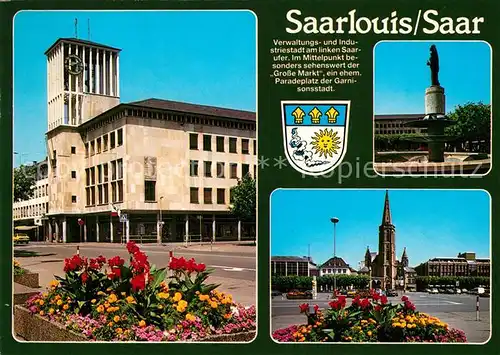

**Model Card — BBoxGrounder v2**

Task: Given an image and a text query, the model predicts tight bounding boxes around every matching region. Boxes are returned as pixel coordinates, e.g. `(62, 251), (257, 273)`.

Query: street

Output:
(272, 292), (490, 343)
(14, 242), (256, 306)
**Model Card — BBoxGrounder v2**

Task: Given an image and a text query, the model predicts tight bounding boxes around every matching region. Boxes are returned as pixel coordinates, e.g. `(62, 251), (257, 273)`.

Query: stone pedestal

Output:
(425, 85), (445, 114)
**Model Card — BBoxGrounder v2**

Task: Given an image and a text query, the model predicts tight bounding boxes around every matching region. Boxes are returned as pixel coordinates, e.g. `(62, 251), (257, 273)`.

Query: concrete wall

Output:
(82, 94), (119, 124)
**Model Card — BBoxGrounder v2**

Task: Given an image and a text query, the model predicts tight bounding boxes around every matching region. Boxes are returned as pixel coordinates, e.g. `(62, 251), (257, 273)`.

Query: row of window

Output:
(272, 261), (310, 277)
(13, 203), (48, 219)
(322, 268), (349, 274)
(190, 161), (256, 179)
(189, 187), (232, 205)
(33, 184), (49, 199)
(377, 129), (420, 135)
(85, 160), (123, 187)
(85, 181), (124, 206)
(85, 128), (123, 158)
(189, 133), (256, 155)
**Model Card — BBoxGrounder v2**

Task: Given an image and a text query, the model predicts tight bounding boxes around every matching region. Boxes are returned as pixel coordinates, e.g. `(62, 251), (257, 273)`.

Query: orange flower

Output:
(138, 320), (146, 327)
(63, 304), (69, 310)
(113, 315), (120, 322)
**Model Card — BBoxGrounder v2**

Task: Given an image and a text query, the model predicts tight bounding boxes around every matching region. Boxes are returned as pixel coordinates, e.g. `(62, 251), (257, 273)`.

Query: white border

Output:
(280, 100), (351, 176)
(11, 8), (258, 344)
(269, 188), (492, 345)
(372, 40), (493, 177)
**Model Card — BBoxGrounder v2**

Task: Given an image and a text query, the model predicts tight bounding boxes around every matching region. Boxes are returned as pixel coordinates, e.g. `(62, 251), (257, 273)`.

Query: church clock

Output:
(65, 54), (83, 75)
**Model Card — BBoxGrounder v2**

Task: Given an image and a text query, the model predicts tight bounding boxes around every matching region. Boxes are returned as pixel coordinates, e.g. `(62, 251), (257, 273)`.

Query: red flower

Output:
(81, 272), (89, 283)
(63, 254), (86, 272)
(131, 251), (150, 274)
(380, 295), (388, 305)
(401, 295), (408, 302)
(108, 267), (121, 280)
(314, 304), (319, 313)
(126, 241), (140, 255)
(337, 295), (347, 308)
(108, 256), (125, 268)
(404, 300), (416, 311)
(299, 303), (309, 313)
(371, 290), (380, 301)
(360, 298), (371, 309)
(352, 295), (361, 307)
(195, 263), (206, 273)
(131, 273), (148, 291)
(374, 305), (382, 312)
(169, 257), (187, 271)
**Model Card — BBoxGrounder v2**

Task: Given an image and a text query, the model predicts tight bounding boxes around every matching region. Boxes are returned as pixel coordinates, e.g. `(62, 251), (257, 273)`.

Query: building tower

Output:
(401, 247), (409, 267)
(378, 190), (396, 290)
(44, 38), (121, 242)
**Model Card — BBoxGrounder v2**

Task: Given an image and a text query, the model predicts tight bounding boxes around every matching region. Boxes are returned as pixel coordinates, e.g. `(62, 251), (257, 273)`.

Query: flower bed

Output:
(272, 291), (467, 343)
(20, 242), (256, 342)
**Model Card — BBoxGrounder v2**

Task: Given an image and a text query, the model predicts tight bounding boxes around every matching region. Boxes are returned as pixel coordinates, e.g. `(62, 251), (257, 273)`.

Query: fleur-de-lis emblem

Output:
(309, 107), (322, 124)
(326, 107), (339, 124)
(291, 107), (305, 124)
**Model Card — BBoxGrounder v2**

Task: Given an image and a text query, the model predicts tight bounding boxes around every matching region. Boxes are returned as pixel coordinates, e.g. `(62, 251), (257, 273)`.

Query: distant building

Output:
(415, 252), (490, 277)
(374, 114), (426, 135)
(318, 256), (357, 276)
(271, 256), (318, 277)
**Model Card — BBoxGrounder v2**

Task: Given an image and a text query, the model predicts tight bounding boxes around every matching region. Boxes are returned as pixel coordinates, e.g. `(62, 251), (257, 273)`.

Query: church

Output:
(358, 190), (416, 291)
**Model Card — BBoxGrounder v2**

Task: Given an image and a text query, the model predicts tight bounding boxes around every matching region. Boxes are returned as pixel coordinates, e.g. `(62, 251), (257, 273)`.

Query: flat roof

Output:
(374, 114), (424, 121)
(45, 37), (121, 55)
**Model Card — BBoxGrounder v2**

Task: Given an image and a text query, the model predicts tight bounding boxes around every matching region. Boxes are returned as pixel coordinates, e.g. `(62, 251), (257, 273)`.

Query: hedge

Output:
(271, 275), (369, 292)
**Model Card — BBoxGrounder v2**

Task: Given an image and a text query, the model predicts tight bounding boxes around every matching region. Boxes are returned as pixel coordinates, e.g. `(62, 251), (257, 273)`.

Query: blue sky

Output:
(13, 10), (256, 166)
(374, 41), (491, 114)
(271, 189), (490, 268)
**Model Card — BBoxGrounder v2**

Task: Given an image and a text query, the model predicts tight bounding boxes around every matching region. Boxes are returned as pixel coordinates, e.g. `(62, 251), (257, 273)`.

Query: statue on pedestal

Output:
(427, 44), (440, 86)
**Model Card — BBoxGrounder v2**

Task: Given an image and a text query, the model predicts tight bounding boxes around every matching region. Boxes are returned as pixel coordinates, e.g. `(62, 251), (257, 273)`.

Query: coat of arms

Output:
(281, 100), (350, 175)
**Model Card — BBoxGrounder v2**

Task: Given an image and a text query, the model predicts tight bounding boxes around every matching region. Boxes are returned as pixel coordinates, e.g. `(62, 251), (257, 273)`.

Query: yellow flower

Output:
(39, 310), (45, 316)
(49, 280), (59, 288)
(54, 294), (61, 300)
(91, 299), (97, 304)
(224, 313), (232, 320)
(49, 308), (55, 315)
(157, 292), (169, 299)
(158, 305), (164, 310)
(63, 304), (69, 310)
(173, 292), (182, 302)
(367, 331), (372, 336)
(121, 292), (127, 297)
(104, 302), (110, 308)
(392, 322), (400, 328)
(116, 328), (123, 334)
(126, 296), (136, 304)
(108, 294), (118, 303)
(210, 301), (218, 309)
(96, 305), (104, 313)
(56, 299), (63, 306)
(199, 294), (210, 302)
(113, 315), (120, 322)
(179, 300), (188, 308)
(97, 291), (106, 296)
(361, 320), (368, 324)
(176, 305), (186, 313)
(108, 322), (114, 327)
(39, 300), (45, 306)
(185, 313), (196, 322)
(42, 293), (48, 298)
(138, 320), (146, 327)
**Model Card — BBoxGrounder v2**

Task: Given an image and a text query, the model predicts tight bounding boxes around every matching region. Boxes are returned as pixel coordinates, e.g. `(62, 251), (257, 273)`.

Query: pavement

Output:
(272, 292), (490, 343)
(14, 242), (256, 306)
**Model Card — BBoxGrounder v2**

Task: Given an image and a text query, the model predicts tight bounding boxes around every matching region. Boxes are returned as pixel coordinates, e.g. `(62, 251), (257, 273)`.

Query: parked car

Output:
(346, 290), (357, 298)
(271, 290), (282, 297)
(13, 233), (30, 244)
(286, 290), (313, 300)
(429, 288), (439, 294)
(455, 289), (462, 294)
(462, 288), (468, 293)
(386, 289), (398, 297)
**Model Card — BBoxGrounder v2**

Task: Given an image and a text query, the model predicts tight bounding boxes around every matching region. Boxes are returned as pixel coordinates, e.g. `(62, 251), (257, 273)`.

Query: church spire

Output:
(381, 190), (392, 225)
(401, 247), (409, 267)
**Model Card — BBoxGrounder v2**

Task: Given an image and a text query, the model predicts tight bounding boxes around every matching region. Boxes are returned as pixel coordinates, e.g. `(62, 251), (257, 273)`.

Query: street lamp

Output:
(330, 217), (339, 296)
(157, 196), (164, 244)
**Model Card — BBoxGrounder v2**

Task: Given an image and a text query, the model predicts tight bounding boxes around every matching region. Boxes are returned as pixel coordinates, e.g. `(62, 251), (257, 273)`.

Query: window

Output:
(111, 161), (117, 180)
(98, 165), (102, 183)
(85, 143), (89, 158)
(72, 195), (77, 203)
(230, 188), (235, 203)
(98, 185), (103, 204)
(145, 181), (156, 201)
(216, 136), (224, 152)
(216, 162), (225, 178)
(190, 133), (198, 150)
(104, 164), (108, 182)
(242, 139), (249, 154)
(71, 171), (76, 179)
(204, 161), (212, 177)
(204, 188), (212, 204)
(71, 146), (76, 154)
(117, 159), (123, 179)
(254, 164), (257, 178)
(118, 181), (123, 202)
(85, 168), (90, 186)
(90, 167), (95, 185)
(242, 164), (250, 177)
(90, 141), (95, 155)
(111, 182), (117, 202)
(110, 132), (116, 148)
(86, 187), (91, 206)
(253, 140), (256, 155)
(190, 187), (199, 204)
(203, 135), (212, 151)
(104, 184), (109, 204)
(117, 128), (123, 146)
(229, 138), (237, 153)
(91, 186), (96, 205)
(190, 160), (198, 177)
(217, 188), (225, 204)
(103, 135), (108, 151)
(230, 163), (238, 179)
(97, 137), (102, 153)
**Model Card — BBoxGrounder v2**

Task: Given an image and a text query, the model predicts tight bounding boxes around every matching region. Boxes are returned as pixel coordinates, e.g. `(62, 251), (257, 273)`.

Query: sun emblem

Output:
(311, 128), (341, 158)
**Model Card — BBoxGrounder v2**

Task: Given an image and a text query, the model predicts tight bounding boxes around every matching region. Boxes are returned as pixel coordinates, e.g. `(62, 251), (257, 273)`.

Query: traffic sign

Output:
(119, 214), (128, 223)
(78, 218), (84, 226)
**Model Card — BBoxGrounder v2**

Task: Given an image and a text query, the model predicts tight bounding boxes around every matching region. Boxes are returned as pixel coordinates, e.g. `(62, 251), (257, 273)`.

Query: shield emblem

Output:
(281, 100), (350, 175)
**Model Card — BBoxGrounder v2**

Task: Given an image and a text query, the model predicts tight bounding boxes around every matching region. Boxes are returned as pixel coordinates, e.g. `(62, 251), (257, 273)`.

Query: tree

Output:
(445, 102), (491, 152)
(13, 164), (37, 201)
(229, 174), (256, 221)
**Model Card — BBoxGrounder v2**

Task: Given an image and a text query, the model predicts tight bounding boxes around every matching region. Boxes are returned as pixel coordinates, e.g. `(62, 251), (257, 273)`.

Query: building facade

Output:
(271, 256), (318, 277)
(27, 37), (256, 243)
(374, 114), (426, 135)
(415, 252), (490, 277)
(358, 191), (416, 290)
(319, 256), (356, 276)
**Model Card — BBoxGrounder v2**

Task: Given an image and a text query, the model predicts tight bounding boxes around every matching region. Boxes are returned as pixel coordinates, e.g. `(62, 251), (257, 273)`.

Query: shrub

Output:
(14, 259), (26, 276)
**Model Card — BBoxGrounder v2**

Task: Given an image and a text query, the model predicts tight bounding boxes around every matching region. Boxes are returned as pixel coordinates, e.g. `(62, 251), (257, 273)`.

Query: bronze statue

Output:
(427, 45), (440, 86)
